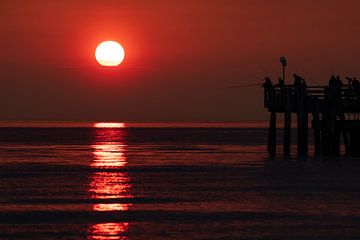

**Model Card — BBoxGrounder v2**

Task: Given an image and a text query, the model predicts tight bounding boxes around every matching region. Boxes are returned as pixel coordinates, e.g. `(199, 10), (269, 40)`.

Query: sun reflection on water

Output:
(87, 124), (131, 240)
(88, 222), (129, 240)
(91, 143), (127, 168)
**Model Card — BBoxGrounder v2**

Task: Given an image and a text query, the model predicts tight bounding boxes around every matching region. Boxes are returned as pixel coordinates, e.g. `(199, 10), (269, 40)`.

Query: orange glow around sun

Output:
(95, 41), (125, 67)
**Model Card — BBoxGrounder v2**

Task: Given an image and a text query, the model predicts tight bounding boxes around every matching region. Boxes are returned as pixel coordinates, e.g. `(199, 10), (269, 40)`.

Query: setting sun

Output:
(95, 41), (125, 67)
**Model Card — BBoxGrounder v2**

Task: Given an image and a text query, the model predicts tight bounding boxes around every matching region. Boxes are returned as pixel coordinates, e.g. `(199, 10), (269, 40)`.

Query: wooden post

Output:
(312, 98), (321, 156)
(303, 111), (308, 156)
(268, 111), (277, 157)
(339, 113), (349, 156)
(267, 88), (276, 157)
(283, 88), (291, 156)
(322, 87), (331, 156)
(329, 88), (339, 157)
(296, 90), (303, 156)
(323, 87), (340, 157)
(296, 87), (307, 157)
(337, 89), (349, 156)
(264, 88), (268, 108)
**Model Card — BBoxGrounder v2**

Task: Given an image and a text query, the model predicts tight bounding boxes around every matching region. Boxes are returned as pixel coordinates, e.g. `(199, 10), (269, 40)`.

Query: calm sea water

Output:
(1, 122), (360, 239)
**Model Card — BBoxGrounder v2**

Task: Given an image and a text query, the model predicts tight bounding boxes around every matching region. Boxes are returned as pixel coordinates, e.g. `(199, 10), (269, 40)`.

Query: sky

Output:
(1, 0), (360, 122)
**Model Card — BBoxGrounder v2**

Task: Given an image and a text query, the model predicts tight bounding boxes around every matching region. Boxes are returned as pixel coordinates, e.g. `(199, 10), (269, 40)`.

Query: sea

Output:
(1, 122), (360, 240)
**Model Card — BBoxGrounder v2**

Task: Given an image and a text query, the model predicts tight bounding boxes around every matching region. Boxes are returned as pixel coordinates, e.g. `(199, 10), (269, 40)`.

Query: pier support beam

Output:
(268, 111), (277, 157)
(303, 112), (309, 155)
(296, 88), (308, 157)
(283, 88), (291, 157)
(339, 114), (349, 156)
(267, 88), (277, 157)
(322, 87), (340, 157)
(312, 98), (321, 156)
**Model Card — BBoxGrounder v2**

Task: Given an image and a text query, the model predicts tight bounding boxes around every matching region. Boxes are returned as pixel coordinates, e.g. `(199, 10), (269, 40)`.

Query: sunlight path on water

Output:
(87, 124), (131, 240)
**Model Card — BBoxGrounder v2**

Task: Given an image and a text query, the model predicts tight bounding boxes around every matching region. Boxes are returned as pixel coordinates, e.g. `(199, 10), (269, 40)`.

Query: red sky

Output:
(1, 0), (360, 121)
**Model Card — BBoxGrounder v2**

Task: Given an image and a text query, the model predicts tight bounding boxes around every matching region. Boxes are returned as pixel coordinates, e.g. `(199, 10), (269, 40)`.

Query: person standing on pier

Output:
(263, 77), (273, 89)
(329, 75), (337, 88)
(336, 76), (344, 88)
(277, 78), (285, 89)
(328, 75), (343, 99)
(293, 74), (307, 91)
(263, 77), (274, 108)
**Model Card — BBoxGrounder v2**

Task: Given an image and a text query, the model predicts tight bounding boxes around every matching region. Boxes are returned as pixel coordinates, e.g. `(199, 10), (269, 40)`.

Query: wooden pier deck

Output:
(264, 81), (360, 157)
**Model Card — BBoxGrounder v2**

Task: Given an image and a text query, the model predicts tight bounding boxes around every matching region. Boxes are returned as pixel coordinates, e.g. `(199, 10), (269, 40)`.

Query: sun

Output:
(95, 41), (125, 67)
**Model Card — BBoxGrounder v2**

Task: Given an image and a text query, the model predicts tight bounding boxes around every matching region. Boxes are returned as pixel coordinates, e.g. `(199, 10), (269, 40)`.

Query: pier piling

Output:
(283, 88), (292, 156)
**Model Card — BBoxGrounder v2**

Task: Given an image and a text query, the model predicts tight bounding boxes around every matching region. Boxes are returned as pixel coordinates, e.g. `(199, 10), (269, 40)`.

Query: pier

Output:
(264, 74), (360, 158)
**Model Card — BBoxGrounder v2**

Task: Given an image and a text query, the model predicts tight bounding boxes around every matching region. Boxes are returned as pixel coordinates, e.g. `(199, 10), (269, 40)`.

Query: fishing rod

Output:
(229, 83), (262, 88)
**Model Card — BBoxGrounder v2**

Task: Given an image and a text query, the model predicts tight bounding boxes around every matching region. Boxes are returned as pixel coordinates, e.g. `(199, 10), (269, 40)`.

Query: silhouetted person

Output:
(293, 74), (306, 91)
(277, 77), (285, 89)
(328, 75), (342, 98)
(329, 75), (337, 88)
(346, 77), (353, 89)
(344, 77), (354, 100)
(263, 77), (274, 107)
(333, 76), (344, 97)
(336, 76), (344, 88)
(293, 74), (301, 87)
(263, 77), (273, 89)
